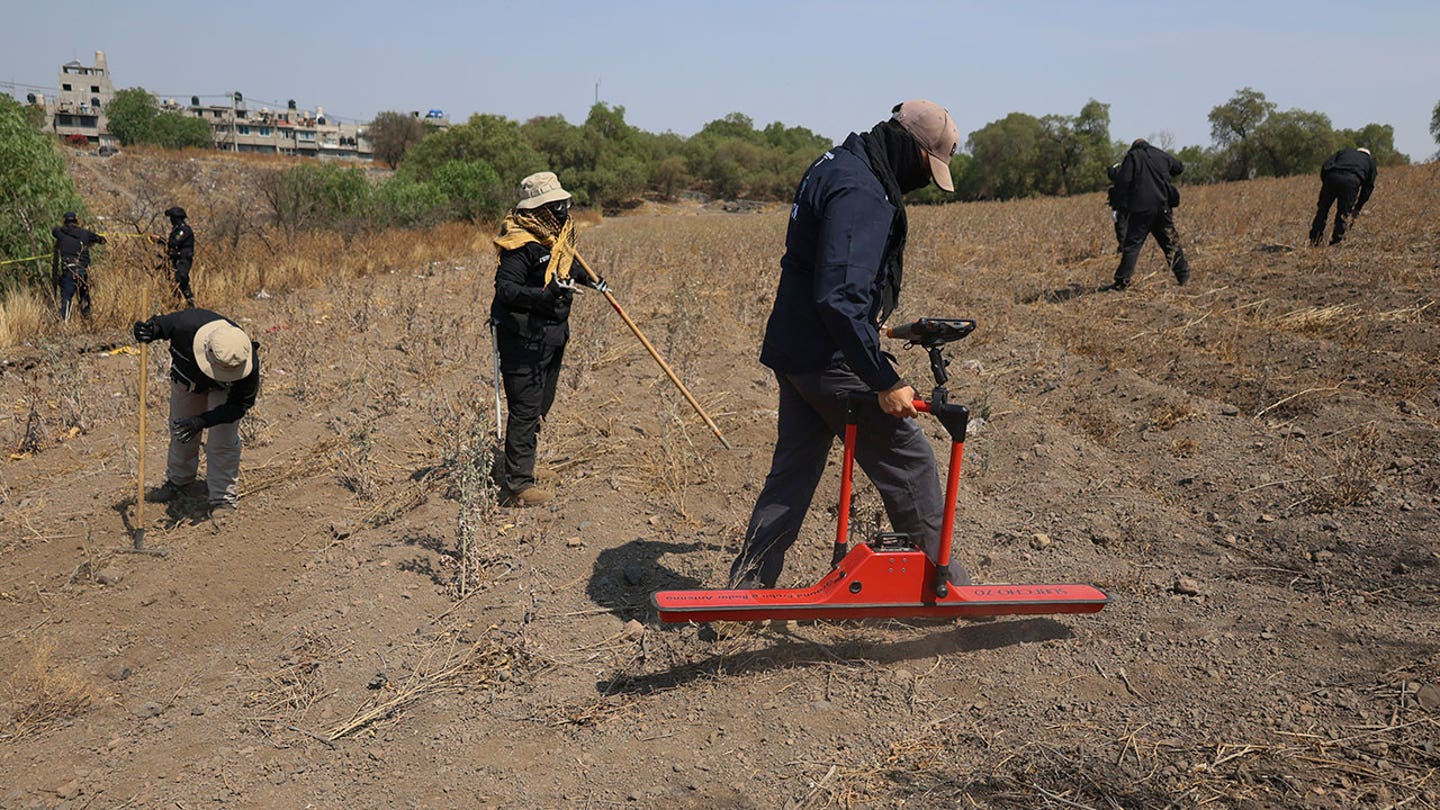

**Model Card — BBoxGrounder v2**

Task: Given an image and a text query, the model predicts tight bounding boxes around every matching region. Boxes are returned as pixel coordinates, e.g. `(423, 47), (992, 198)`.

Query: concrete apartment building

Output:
(47, 50), (118, 147)
(26, 51), (447, 160)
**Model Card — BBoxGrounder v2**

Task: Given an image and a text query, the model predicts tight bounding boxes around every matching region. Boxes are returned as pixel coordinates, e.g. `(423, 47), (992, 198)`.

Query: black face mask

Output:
(894, 140), (932, 194)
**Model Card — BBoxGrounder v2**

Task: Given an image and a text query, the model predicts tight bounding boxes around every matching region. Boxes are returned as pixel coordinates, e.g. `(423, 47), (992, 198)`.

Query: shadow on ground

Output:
(597, 617), (1075, 695)
(587, 538), (725, 622)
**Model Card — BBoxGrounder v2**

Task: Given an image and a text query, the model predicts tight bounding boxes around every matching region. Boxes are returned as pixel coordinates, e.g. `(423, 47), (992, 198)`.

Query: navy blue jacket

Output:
(152, 308), (260, 427)
(758, 132), (901, 392)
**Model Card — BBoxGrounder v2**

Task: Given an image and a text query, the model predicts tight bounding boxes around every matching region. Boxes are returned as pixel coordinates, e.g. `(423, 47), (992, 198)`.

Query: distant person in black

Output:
(1309, 147), (1377, 246)
(1107, 138), (1190, 290)
(1105, 161), (1125, 253)
(150, 206), (196, 307)
(51, 211), (106, 321)
(488, 172), (607, 507)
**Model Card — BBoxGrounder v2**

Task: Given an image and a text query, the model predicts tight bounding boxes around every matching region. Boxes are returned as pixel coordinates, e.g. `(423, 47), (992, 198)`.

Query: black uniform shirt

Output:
(167, 221), (195, 263)
(52, 224), (105, 270)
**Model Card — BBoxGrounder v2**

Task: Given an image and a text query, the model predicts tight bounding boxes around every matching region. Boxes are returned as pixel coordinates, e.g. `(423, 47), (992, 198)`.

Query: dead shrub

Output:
(1299, 426), (1385, 514)
(0, 638), (99, 742)
(1152, 402), (1201, 430)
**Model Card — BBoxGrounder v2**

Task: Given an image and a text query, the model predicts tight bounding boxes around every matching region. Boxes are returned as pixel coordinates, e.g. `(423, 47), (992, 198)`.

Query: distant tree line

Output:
(6, 84), (1432, 252)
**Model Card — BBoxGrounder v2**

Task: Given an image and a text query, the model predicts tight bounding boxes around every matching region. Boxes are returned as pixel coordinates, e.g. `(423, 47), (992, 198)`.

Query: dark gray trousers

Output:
(1114, 208), (1189, 285)
(729, 364), (972, 589)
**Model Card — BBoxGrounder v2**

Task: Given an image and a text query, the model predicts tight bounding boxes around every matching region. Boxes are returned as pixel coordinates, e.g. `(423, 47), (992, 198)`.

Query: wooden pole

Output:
(134, 281), (149, 548)
(573, 254), (731, 450)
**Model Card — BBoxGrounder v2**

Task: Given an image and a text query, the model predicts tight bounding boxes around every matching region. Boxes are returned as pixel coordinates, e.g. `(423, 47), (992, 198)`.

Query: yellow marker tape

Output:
(0, 253), (49, 267)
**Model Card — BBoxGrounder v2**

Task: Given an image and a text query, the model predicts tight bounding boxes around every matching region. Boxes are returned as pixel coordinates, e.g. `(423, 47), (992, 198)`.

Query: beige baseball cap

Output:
(516, 171), (572, 209)
(192, 320), (254, 383)
(893, 99), (960, 192)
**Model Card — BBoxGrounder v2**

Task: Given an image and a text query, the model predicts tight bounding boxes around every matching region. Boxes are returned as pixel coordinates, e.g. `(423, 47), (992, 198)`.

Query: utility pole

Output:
(594, 78), (600, 106)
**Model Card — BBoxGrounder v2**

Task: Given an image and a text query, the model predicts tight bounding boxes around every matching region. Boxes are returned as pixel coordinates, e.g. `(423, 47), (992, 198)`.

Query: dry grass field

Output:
(0, 149), (1437, 808)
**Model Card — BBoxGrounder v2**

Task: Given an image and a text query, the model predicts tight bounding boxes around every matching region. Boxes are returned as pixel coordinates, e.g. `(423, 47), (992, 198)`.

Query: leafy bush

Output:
(370, 177), (446, 228)
(0, 96), (86, 283)
(263, 163), (371, 236)
(430, 159), (505, 222)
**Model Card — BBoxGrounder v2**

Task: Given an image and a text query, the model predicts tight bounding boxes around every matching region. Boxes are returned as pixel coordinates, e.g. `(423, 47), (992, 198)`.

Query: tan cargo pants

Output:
(166, 381), (242, 507)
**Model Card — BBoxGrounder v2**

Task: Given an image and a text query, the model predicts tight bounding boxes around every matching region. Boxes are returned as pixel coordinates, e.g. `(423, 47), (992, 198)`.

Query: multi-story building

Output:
(29, 51), (448, 160)
(49, 50), (117, 147)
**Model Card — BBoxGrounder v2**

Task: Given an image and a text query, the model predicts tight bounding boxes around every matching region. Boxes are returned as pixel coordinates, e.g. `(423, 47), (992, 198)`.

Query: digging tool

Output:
(572, 254), (731, 450)
(124, 276), (166, 557)
(489, 317), (504, 442)
(653, 317), (1107, 623)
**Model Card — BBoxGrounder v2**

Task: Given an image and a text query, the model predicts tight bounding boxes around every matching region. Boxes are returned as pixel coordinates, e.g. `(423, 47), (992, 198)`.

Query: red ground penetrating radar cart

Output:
(653, 317), (1109, 624)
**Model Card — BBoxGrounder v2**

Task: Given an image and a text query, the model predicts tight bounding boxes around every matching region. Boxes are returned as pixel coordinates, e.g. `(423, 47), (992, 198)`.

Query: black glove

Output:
(578, 273), (611, 293)
(133, 319), (158, 343)
(544, 277), (575, 304)
(170, 416), (206, 443)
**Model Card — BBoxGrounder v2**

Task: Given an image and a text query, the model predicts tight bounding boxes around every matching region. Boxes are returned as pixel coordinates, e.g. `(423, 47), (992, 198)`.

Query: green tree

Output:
(0, 95), (86, 282)
(262, 163), (371, 237)
(400, 113), (545, 189)
(148, 110), (213, 150)
(1337, 123), (1409, 166)
(1432, 100), (1440, 149)
(1208, 87), (1276, 179)
(105, 87), (160, 146)
(1174, 145), (1224, 185)
(961, 112), (1046, 200)
(651, 155), (689, 200)
(1252, 109), (1334, 177)
(105, 87), (210, 149)
(367, 111), (428, 169)
(371, 177), (446, 228)
(430, 159), (505, 222)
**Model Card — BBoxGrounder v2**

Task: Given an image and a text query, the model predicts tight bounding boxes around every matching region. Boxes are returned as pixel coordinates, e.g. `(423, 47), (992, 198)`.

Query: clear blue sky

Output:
(3, 0), (1436, 160)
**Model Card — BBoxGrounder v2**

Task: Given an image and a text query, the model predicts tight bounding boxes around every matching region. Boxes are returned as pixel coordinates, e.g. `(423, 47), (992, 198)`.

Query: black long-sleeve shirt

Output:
(489, 241), (572, 346)
(167, 221), (195, 267)
(151, 308), (260, 427)
(51, 224), (105, 278)
(1321, 149), (1378, 212)
(1113, 142), (1183, 214)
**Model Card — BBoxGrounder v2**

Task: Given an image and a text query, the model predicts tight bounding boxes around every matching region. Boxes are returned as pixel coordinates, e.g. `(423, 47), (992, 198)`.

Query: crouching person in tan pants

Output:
(133, 309), (260, 527)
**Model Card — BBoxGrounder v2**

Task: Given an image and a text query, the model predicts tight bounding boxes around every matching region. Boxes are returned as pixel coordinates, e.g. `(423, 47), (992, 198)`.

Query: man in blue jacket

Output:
(728, 99), (972, 591)
(1309, 147), (1377, 246)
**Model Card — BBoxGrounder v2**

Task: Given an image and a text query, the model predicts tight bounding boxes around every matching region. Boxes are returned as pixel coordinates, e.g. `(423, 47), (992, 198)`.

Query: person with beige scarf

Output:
(488, 172), (606, 506)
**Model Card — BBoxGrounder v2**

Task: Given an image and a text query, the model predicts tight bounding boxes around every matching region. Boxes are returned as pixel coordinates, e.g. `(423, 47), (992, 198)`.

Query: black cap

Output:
(63, 211), (78, 223)
(165, 206), (187, 219)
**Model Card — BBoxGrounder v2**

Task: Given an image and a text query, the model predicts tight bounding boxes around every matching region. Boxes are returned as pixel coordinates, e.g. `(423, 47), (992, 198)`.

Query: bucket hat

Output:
(192, 320), (253, 382)
(516, 172), (571, 210)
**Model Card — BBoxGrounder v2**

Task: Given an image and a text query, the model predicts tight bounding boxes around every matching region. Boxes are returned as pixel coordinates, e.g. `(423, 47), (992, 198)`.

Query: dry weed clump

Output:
(440, 393), (501, 597)
(1151, 402), (1201, 430)
(0, 637), (99, 742)
(1297, 426), (1386, 514)
(325, 627), (515, 741)
(242, 628), (336, 745)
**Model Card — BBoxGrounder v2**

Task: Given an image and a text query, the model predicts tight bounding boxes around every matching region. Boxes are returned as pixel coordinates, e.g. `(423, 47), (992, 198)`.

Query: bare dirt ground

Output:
(1, 158), (1437, 809)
